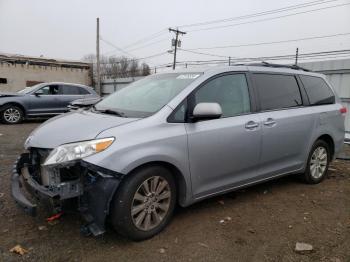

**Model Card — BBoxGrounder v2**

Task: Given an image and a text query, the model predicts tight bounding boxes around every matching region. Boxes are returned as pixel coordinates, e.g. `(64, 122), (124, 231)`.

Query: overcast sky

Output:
(1, 0), (350, 69)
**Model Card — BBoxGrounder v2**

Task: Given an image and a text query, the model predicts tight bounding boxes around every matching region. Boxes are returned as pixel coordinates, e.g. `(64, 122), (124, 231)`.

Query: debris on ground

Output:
(295, 242), (313, 253)
(218, 200), (225, 205)
(159, 248), (166, 254)
(38, 225), (48, 231)
(9, 245), (28, 255)
(0, 192), (4, 198)
(48, 220), (60, 226)
(219, 216), (232, 224)
(247, 228), (256, 234)
(198, 242), (209, 248)
(46, 212), (63, 222)
(263, 190), (269, 194)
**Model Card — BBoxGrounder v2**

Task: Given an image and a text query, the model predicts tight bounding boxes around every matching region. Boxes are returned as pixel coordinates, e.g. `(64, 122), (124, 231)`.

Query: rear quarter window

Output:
(299, 75), (335, 105)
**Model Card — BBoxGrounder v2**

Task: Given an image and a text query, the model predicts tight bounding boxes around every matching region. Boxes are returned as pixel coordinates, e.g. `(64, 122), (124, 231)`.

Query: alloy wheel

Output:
(131, 176), (171, 231)
(310, 146), (328, 179)
(3, 108), (21, 123)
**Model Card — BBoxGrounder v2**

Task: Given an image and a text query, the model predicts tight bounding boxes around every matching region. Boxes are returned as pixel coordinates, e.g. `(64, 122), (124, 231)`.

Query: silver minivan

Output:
(11, 63), (346, 241)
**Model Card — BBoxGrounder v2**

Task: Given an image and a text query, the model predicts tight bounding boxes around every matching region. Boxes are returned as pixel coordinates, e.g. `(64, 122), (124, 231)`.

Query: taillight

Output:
(340, 107), (347, 114)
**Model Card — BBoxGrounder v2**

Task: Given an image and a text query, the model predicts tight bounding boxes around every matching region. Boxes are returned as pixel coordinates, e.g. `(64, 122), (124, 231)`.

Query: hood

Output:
(26, 110), (139, 149)
(0, 92), (24, 97)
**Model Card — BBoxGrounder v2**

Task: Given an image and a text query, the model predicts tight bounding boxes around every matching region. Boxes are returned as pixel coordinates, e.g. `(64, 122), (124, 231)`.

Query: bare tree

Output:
(82, 54), (151, 83)
(141, 63), (151, 76)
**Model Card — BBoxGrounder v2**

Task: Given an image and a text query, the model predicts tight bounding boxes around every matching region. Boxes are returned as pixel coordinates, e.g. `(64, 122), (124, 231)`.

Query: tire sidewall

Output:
(1, 105), (23, 124)
(110, 166), (177, 241)
(305, 140), (330, 184)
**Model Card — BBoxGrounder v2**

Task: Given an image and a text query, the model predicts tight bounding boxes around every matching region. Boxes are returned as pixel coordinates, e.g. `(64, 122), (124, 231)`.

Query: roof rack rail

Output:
(243, 61), (311, 72)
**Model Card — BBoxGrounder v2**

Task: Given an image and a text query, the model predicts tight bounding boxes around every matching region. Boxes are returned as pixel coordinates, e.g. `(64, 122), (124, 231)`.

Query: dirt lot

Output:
(0, 121), (349, 262)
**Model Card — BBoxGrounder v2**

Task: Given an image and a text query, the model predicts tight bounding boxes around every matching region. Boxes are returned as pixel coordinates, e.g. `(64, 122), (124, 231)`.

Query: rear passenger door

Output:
(252, 73), (314, 177)
(57, 85), (86, 112)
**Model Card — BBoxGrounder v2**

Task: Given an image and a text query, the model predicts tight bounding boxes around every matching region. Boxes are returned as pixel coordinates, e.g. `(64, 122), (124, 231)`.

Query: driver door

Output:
(185, 73), (262, 198)
(29, 85), (61, 115)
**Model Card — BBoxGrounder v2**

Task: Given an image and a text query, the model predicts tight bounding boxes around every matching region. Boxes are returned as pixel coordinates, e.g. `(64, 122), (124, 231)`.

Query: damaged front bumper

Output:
(11, 151), (122, 236)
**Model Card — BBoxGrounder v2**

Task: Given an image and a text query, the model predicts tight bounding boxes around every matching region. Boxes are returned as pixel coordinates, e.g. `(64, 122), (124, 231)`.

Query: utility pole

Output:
(295, 47), (299, 66)
(229, 56), (231, 66)
(169, 28), (186, 70)
(96, 17), (101, 95)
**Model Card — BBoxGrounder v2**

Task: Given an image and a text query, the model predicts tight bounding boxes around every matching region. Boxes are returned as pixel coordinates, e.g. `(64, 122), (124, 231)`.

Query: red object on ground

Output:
(46, 212), (63, 222)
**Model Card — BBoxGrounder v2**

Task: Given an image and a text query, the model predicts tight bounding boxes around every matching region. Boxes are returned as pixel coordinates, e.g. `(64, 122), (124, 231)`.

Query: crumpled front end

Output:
(11, 148), (122, 236)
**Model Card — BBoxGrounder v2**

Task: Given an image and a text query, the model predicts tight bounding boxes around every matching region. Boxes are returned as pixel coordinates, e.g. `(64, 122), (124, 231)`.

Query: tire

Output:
(303, 140), (330, 184)
(1, 105), (24, 124)
(110, 166), (176, 241)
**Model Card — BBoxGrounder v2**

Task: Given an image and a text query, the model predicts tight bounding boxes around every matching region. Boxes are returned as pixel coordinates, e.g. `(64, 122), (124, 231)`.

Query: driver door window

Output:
(193, 74), (251, 118)
(38, 85), (59, 95)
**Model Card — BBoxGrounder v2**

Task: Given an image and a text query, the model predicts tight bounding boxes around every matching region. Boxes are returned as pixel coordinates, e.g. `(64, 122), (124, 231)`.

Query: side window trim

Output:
(298, 75), (335, 106)
(36, 85), (58, 96)
(251, 72), (304, 113)
(188, 72), (254, 121)
(167, 71), (256, 123)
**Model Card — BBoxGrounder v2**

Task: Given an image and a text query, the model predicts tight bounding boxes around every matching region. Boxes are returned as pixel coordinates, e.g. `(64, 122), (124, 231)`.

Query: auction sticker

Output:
(177, 74), (200, 79)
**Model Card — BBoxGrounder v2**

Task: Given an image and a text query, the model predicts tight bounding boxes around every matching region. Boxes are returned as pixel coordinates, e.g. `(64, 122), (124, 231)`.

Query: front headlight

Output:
(43, 137), (115, 166)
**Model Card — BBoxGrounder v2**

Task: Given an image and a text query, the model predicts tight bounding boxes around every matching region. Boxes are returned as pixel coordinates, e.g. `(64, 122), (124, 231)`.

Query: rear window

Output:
(299, 75), (335, 105)
(60, 85), (80, 95)
(253, 74), (302, 111)
(78, 87), (90, 94)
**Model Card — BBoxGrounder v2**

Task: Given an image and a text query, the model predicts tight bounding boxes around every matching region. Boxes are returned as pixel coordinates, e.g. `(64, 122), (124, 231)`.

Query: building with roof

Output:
(0, 53), (92, 92)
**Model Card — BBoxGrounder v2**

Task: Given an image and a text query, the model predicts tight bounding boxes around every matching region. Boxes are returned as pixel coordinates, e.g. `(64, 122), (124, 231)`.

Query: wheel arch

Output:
(125, 161), (189, 207)
(0, 102), (26, 117)
(316, 134), (335, 159)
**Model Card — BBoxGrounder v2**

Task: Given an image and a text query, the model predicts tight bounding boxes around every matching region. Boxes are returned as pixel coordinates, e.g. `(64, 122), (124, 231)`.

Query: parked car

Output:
(68, 96), (102, 111)
(0, 82), (98, 124)
(12, 63), (345, 241)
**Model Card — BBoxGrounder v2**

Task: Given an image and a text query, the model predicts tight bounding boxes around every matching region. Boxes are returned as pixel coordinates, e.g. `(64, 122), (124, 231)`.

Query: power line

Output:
(100, 36), (135, 57)
(187, 2), (350, 32)
(178, 0), (339, 28)
(99, 51), (169, 64)
(173, 49), (350, 65)
(185, 32), (350, 51)
(122, 29), (168, 50)
(179, 48), (230, 58)
(126, 38), (169, 52)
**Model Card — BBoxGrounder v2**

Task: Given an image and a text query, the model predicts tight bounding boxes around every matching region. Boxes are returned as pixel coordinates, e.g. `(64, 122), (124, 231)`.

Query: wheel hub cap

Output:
(3, 108), (21, 123)
(131, 176), (171, 231)
(310, 146), (327, 179)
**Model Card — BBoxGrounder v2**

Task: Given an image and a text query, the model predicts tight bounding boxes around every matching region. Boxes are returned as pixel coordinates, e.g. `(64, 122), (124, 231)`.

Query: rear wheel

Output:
(303, 140), (330, 184)
(1, 105), (23, 124)
(110, 166), (176, 241)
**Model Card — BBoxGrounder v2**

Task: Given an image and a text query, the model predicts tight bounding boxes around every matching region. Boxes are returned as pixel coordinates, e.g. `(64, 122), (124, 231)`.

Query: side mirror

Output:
(34, 90), (44, 96)
(192, 102), (222, 121)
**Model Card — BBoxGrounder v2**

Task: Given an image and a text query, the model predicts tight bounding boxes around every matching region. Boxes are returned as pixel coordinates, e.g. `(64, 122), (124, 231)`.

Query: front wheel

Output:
(303, 140), (330, 184)
(1, 105), (23, 124)
(110, 166), (176, 241)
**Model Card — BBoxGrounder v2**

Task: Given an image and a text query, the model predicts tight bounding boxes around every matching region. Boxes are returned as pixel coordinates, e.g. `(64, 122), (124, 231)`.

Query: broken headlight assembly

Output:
(43, 137), (115, 166)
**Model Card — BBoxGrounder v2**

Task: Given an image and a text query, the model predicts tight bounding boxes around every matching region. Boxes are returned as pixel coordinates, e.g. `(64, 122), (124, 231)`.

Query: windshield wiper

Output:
(93, 107), (126, 117)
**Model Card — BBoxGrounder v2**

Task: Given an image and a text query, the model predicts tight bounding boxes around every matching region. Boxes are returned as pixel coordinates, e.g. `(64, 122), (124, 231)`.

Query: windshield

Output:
(94, 73), (202, 118)
(17, 84), (43, 94)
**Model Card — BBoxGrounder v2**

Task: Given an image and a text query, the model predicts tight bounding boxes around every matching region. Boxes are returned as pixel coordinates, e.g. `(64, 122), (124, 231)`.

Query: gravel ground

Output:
(0, 120), (349, 262)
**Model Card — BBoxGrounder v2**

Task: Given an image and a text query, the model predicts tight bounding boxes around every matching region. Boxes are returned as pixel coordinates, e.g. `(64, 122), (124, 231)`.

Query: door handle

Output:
(263, 118), (276, 127)
(245, 121), (259, 130)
